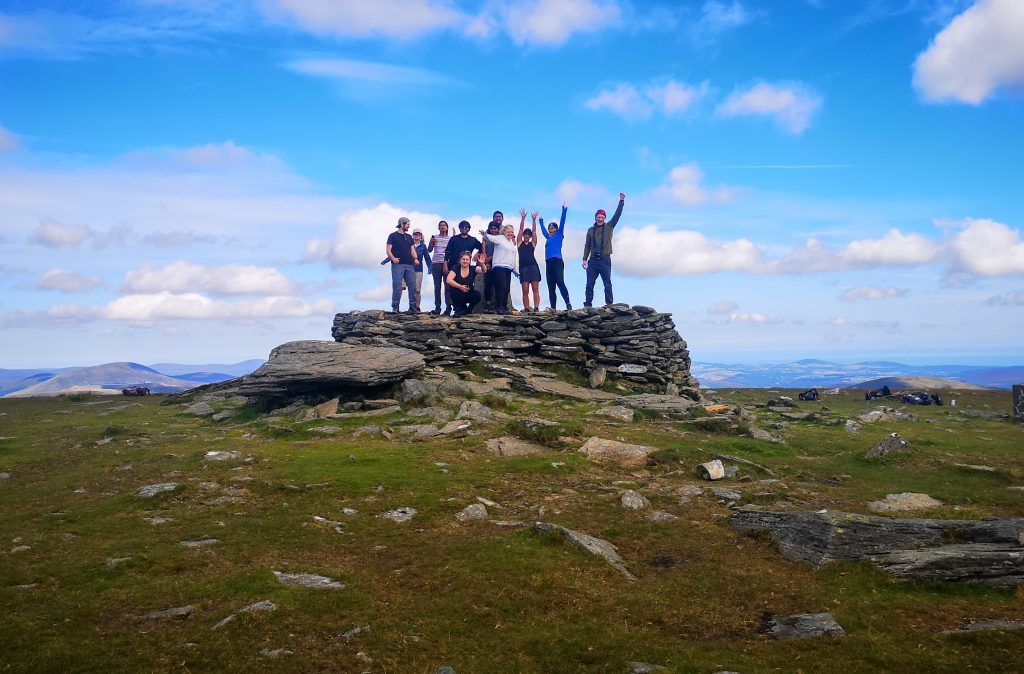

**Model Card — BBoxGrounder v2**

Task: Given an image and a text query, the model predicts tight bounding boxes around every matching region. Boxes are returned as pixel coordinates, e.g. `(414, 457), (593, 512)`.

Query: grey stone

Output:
(139, 605), (193, 620)
(621, 490), (651, 510)
(941, 619), (1024, 634)
(307, 425), (342, 435)
(857, 406), (917, 423)
(396, 424), (439, 438)
(273, 571), (345, 589)
(589, 366), (607, 388)
(137, 482), (179, 498)
(184, 402), (215, 416)
(617, 364), (648, 374)
(406, 406), (452, 422)
(204, 450), (242, 462)
(437, 419), (472, 436)
(579, 437), (656, 467)
(352, 424), (384, 438)
(456, 503), (488, 522)
(698, 459), (725, 481)
(106, 556), (132, 566)
(0, 471), (11, 479)
(749, 428), (785, 444)
(628, 663), (668, 674)
(439, 378), (473, 397)
(532, 522), (637, 580)
(485, 436), (548, 457)
(456, 399), (509, 423)
(731, 507), (1024, 585)
(212, 599), (277, 630)
(260, 648), (292, 658)
(710, 487), (742, 501)
(616, 394), (697, 415)
(397, 378), (438, 405)
(645, 510), (678, 522)
(589, 405), (634, 422)
(762, 612), (845, 640)
(181, 538), (220, 548)
(865, 432), (909, 458)
(868, 492), (942, 512)
(381, 507), (417, 523)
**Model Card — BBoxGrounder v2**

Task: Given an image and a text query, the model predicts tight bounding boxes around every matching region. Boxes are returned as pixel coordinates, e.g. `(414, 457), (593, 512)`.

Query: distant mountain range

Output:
(0, 359), (264, 397)
(691, 360), (1024, 390)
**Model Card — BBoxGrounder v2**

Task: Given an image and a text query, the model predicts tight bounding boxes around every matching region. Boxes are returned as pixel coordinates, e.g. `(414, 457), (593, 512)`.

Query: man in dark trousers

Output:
(481, 214), (502, 312)
(582, 192), (625, 307)
(386, 216), (420, 313)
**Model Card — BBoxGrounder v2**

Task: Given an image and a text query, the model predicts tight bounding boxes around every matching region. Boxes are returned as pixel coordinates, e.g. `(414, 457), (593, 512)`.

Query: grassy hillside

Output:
(1, 384), (1023, 673)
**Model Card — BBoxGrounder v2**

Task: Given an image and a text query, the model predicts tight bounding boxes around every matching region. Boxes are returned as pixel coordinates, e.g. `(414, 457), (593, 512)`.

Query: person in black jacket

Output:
(444, 220), (483, 276)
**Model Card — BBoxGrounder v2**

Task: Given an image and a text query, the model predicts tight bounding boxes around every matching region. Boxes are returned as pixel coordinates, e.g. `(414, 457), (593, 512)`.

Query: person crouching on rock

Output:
(480, 222), (519, 315)
(387, 216), (420, 313)
(446, 251), (484, 317)
(517, 208), (542, 312)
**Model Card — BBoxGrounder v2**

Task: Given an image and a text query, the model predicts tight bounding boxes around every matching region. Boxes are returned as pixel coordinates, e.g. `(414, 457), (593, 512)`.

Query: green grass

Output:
(2, 389), (1024, 672)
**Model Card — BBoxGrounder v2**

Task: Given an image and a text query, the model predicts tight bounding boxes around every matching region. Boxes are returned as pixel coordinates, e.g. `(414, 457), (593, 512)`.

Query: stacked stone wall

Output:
(331, 304), (696, 392)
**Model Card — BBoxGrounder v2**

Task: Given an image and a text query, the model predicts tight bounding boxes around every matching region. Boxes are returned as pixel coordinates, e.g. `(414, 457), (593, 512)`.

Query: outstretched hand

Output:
(619, 192), (626, 200)
(531, 210), (539, 220)
(562, 201), (567, 208)
(519, 208), (527, 218)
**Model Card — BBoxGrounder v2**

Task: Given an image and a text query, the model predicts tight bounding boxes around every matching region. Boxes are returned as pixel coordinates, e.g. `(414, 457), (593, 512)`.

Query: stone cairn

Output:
(332, 304), (697, 393)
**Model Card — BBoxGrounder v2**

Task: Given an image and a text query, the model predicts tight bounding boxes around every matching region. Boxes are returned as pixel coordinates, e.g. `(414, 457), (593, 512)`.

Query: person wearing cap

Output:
(582, 192), (625, 307)
(517, 208), (542, 312)
(386, 216), (420, 313)
(538, 202), (571, 310)
(409, 228), (430, 310)
(428, 220), (452, 315)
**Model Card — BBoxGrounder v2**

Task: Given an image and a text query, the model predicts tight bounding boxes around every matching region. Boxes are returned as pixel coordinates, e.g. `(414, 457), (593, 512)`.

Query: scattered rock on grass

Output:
(139, 605), (193, 621)
(485, 436), (547, 457)
(180, 538), (220, 549)
(857, 407), (917, 423)
(212, 599), (277, 630)
(381, 507), (417, 523)
(864, 432), (909, 458)
(204, 450), (242, 462)
(628, 663), (668, 673)
(589, 406), (634, 422)
(184, 402), (215, 416)
(697, 459), (725, 481)
(589, 366), (607, 389)
(456, 400), (509, 423)
(0, 471), (10, 479)
(868, 493), (942, 513)
(273, 571), (345, 590)
(106, 556), (132, 566)
(940, 619), (1024, 635)
(260, 648), (292, 658)
(456, 503), (488, 522)
(762, 612), (845, 640)
(578, 437), (656, 467)
(621, 490), (650, 510)
(531, 522), (637, 580)
(646, 511), (678, 522)
(137, 482), (179, 498)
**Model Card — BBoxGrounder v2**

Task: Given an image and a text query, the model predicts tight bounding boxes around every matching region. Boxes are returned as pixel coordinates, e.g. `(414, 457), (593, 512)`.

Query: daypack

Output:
(798, 388), (819, 401)
(865, 385), (892, 400)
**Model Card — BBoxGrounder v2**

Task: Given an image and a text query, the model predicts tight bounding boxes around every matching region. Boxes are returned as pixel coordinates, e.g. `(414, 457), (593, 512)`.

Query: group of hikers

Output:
(384, 194), (626, 316)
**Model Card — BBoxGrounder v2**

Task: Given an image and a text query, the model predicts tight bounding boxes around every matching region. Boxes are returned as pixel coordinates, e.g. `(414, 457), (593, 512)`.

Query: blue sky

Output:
(1, 0), (1022, 368)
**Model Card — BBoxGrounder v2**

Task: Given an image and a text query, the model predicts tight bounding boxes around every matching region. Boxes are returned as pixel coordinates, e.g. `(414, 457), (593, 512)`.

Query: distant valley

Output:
(691, 359), (1023, 390)
(0, 359), (264, 397)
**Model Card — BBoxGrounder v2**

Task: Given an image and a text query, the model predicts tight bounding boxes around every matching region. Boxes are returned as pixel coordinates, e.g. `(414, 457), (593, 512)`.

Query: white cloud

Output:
(36, 269), (102, 293)
(838, 229), (942, 266)
(707, 300), (738, 314)
(101, 292), (333, 321)
(304, 202), (447, 269)
(913, 0), (1024, 104)
(723, 312), (771, 325)
(121, 261), (299, 295)
(171, 140), (261, 167)
(716, 81), (823, 134)
(987, 291), (1024, 305)
(614, 225), (761, 277)
(261, 0), (464, 40)
(284, 58), (457, 86)
(688, 0), (755, 46)
(29, 219), (94, 248)
(585, 79), (707, 120)
(839, 286), (908, 302)
(497, 0), (622, 47)
(949, 217), (1024, 275)
(355, 284), (394, 302)
(0, 124), (18, 152)
(554, 178), (607, 205)
(656, 162), (734, 205)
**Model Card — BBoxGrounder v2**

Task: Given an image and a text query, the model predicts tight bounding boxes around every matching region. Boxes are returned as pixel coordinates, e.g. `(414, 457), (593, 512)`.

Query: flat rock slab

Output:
(488, 364), (618, 401)
(589, 406), (635, 422)
(868, 492), (942, 512)
(731, 507), (1024, 585)
(381, 507), (417, 523)
(139, 605), (193, 620)
(532, 522), (637, 580)
(212, 600), (277, 630)
(941, 619), (1024, 635)
(579, 437), (656, 467)
(857, 406), (917, 423)
(273, 571), (345, 590)
(615, 394), (697, 415)
(485, 436), (548, 457)
(229, 341), (425, 399)
(181, 538), (220, 548)
(762, 612), (845, 640)
(137, 482), (179, 498)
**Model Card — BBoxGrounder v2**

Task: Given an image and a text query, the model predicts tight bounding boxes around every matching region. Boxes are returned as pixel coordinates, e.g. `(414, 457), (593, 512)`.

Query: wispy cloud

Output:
(585, 79), (709, 120)
(688, 0), (757, 46)
(285, 57), (459, 86)
(656, 162), (735, 205)
(36, 269), (102, 293)
(121, 261), (299, 296)
(839, 285), (908, 302)
(987, 291), (1024, 306)
(0, 124), (19, 151)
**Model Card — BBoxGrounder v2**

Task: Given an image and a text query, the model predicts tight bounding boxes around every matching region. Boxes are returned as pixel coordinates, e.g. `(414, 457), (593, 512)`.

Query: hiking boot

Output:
(565, 303), (573, 310)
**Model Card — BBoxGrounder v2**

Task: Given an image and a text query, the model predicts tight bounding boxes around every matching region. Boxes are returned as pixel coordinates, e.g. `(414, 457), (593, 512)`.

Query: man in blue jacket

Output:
(581, 192), (625, 307)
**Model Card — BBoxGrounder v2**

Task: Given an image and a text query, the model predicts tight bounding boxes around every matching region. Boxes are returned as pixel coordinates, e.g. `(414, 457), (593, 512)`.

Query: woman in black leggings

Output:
(445, 251), (483, 317)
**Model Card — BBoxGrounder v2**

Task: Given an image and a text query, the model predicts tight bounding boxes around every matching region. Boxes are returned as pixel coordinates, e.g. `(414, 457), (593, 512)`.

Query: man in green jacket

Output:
(582, 192), (625, 307)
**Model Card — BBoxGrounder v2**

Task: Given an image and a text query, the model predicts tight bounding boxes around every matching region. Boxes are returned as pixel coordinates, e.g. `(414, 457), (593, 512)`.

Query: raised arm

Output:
(517, 208), (527, 244)
(608, 193), (625, 228)
(559, 202), (567, 231)
(538, 215), (549, 239)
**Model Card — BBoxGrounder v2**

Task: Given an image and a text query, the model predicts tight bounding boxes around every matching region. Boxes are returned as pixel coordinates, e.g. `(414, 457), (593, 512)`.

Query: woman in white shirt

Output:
(479, 222), (519, 315)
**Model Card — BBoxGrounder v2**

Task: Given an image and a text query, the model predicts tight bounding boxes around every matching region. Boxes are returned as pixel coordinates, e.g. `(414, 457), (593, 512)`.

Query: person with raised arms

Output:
(537, 201), (571, 310)
(581, 192), (625, 307)
(517, 208), (542, 312)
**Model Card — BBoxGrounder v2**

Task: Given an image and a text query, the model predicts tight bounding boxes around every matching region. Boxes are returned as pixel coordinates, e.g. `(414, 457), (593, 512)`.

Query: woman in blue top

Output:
(538, 201), (571, 310)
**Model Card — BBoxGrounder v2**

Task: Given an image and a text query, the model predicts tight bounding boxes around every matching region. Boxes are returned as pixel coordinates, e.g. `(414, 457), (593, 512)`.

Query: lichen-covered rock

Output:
(578, 437), (656, 467)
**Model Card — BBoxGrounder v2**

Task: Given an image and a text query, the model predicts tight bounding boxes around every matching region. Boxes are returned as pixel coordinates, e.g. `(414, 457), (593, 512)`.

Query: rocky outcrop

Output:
(731, 507), (1024, 585)
(166, 341), (424, 406)
(331, 305), (697, 394)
